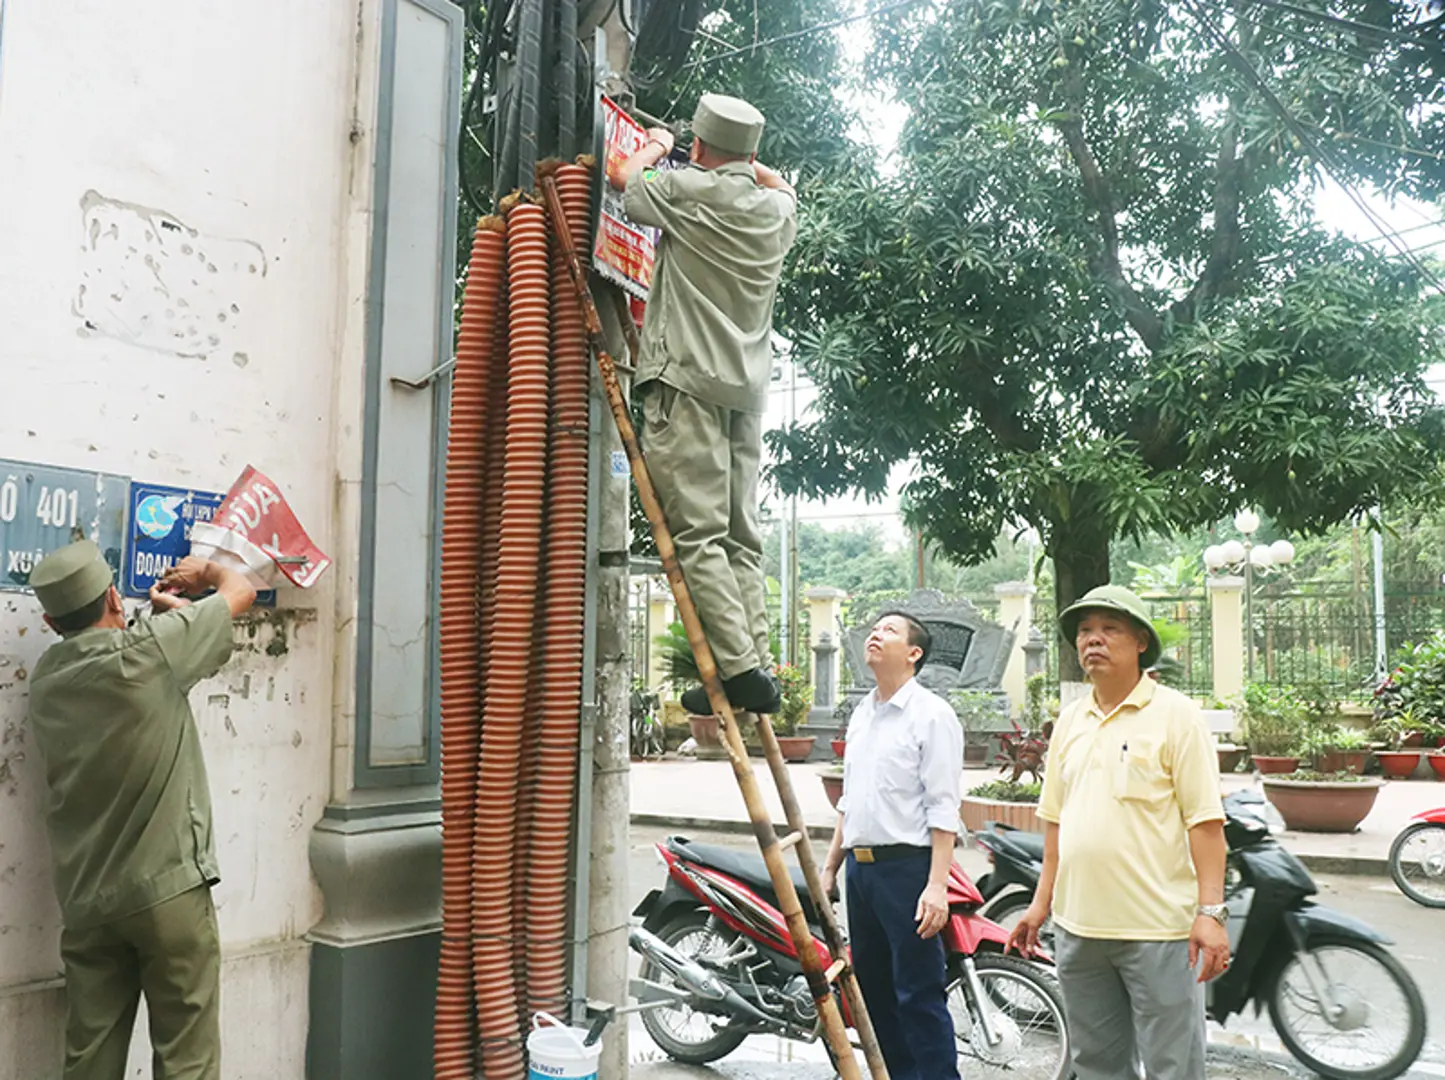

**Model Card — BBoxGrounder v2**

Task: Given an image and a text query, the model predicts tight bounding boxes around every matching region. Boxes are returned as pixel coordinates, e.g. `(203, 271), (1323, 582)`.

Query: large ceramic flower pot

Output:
(821, 771), (844, 809)
(965, 743), (989, 767)
(688, 714), (728, 761)
(776, 735), (817, 763)
(1262, 777), (1382, 832)
(1377, 751), (1422, 779)
(1427, 752), (1445, 780)
(831, 738), (847, 760)
(959, 796), (1042, 834)
(1216, 745), (1246, 774)
(1252, 755), (1300, 775)
(1315, 750), (1369, 776)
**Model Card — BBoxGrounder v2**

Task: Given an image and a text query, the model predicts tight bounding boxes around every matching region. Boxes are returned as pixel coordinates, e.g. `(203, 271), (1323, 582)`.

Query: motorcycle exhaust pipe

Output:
(628, 927), (781, 1030)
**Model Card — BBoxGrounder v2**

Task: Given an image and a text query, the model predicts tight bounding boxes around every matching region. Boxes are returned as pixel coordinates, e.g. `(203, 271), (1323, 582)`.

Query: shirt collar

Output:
(1086, 675), (1156, 720)
(713, 160), (757, 178)
(870, 676), (920, 712)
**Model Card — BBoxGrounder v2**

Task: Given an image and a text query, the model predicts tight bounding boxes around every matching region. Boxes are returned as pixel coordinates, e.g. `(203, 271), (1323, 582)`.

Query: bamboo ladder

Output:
(540, 175), (890, 1080)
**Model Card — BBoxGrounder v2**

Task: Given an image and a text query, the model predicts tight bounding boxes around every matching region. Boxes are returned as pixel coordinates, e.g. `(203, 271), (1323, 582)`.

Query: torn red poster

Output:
(213, 466), (331, 588)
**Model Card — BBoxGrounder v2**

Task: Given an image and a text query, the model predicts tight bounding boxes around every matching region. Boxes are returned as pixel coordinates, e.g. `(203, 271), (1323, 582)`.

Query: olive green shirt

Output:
(624, 161), (798, 414)
(28, 595), (233, 930)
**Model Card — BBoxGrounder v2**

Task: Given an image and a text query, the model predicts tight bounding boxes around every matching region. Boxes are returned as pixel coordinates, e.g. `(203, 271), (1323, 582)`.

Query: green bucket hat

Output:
(1058, 584), (1162, 669)
(692, 93), (765, 156)
(31, 540), (115, 618)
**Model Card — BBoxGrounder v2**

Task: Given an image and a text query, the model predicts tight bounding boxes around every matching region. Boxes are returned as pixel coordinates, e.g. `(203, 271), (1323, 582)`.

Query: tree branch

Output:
(1055, 66), (1167, 352)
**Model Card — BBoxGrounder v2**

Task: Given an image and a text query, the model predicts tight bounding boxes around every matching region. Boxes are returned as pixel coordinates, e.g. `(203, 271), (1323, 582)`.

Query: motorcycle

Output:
(975, 822), (1055, 954)
(1388, 806), (1445, 908)
(974, 790), (1428, 1080)
(630, 835), (1071, 1078)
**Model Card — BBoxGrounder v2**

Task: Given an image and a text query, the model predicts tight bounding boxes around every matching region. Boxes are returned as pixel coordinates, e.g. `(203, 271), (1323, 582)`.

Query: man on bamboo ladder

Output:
(612, 92), (797, 716)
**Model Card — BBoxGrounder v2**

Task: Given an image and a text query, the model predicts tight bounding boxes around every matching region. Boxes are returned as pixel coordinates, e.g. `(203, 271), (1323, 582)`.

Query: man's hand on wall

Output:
(158, 556), (216, 598)
(148, 584), (193, 614)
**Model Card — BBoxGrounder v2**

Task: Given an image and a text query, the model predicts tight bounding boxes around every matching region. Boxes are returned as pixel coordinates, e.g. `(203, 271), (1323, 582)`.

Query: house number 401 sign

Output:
(0, 459), (130, 592)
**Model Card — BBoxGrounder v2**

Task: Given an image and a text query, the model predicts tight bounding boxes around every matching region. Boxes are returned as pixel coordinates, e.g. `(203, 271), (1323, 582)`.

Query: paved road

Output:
(622, 826), (1445, 1079)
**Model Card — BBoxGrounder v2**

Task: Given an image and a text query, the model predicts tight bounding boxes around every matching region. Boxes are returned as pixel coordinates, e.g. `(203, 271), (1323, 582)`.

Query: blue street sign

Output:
(125, 482), (274, 604)
(0, 459), (129, 593)
(125, 484), (223, 597)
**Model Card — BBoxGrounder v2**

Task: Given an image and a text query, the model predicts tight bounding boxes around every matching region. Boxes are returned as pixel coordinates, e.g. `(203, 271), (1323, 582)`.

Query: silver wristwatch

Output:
(1196, 903), (1228, 926)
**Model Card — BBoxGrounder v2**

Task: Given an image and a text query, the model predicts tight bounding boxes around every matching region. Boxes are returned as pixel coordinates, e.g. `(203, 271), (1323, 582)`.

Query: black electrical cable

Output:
(680, 0), (927, 72)
(558, 0), (578, 157)
(1183, 0), (1445, 292)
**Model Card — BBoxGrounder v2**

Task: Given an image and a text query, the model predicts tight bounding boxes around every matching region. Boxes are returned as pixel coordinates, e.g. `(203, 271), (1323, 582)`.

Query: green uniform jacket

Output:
(625, 160), (798, 414)
(28, 595), (234, 930)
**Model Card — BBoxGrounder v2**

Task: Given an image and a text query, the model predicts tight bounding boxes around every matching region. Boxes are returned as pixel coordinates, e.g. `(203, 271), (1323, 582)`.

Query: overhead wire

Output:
(681, 0), (929, 72)
(1214, 0), (1445, 53)
(1182, 0), (1445, 294)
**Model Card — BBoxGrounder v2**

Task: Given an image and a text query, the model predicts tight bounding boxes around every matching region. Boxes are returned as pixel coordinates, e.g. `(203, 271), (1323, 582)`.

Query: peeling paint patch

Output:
(75, 191), (267, 359)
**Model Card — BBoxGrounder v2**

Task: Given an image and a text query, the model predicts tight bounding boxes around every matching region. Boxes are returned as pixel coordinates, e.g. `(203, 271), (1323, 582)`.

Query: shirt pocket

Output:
(876, 734), (922, 796)
(1113, 738), (1167, 804)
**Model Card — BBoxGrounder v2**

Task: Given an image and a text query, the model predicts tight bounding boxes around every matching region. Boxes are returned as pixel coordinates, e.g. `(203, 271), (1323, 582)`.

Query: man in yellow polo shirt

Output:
(1007, 585), (1229, 1080)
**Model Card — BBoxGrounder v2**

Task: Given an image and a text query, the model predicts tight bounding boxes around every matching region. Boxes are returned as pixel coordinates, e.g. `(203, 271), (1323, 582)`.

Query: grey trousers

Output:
(1055, 927), (1206, 1080)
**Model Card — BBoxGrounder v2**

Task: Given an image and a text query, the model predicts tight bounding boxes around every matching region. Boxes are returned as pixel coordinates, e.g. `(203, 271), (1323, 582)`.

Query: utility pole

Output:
(583, 19), (633, 1080)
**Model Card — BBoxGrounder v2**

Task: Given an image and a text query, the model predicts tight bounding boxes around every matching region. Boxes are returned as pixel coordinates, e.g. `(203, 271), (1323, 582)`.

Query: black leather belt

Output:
(850, 844), (930, 864)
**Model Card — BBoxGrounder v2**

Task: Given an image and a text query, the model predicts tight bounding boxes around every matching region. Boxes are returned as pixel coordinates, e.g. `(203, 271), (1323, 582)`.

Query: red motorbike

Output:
(629, 835), (1070, 1079)
(1389, 806), (1445, 907)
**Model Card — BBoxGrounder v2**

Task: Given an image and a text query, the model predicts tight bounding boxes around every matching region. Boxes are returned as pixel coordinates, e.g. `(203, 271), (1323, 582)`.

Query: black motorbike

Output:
(974, 789), (1427, 1080)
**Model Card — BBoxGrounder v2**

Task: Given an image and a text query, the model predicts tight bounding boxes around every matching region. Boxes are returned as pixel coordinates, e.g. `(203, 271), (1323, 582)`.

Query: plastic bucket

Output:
(527, 1013), (600, 1080)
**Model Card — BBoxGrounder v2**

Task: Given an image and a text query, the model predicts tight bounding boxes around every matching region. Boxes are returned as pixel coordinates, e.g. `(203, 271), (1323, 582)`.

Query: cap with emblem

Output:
(692, 93), (765, 156)
(31, 540), (115, 618)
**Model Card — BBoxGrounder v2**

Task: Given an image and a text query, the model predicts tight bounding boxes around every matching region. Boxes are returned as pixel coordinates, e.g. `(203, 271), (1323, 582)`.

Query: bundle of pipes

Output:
(434, 160), (598, 1080)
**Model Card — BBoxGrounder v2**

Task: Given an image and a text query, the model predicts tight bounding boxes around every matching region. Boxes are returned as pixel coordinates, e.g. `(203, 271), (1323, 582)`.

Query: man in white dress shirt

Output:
(821, 611), (963, 1080)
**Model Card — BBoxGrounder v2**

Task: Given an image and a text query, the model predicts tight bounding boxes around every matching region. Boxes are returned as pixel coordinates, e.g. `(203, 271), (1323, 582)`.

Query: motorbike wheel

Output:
(1267, 935), (1426, 1080)
(949, 952), (1071, 1080)
(1388, 822), (1445, 908)
(637, 910), (751, 1065)
(980, 889), (1057, 957)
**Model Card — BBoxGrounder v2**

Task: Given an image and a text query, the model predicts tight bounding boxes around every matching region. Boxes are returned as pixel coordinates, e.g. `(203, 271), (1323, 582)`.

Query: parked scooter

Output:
(1388, 805), (1445, 908)
(630, 835), (1071, 1079)
(974, 790), (1427, 1080)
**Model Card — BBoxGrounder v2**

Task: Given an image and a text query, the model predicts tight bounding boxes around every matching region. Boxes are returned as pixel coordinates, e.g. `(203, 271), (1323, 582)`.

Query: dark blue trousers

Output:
(846, 852), (959, 1080)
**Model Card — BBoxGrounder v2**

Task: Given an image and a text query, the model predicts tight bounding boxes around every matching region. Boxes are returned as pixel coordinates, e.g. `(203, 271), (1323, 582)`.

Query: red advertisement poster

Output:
(593, 95), (670, 300)
(214, 466), (331, 588)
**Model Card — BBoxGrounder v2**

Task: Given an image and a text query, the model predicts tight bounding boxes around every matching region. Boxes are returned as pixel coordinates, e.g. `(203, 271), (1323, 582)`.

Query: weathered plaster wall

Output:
(0, 1), (377, 1074)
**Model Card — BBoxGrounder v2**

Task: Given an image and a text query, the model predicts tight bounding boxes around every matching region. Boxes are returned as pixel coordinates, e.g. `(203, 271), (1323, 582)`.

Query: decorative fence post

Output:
(1209, 575), (1246, 702)
(994, 582), (1036, 715)
(805, 587), (848, 716)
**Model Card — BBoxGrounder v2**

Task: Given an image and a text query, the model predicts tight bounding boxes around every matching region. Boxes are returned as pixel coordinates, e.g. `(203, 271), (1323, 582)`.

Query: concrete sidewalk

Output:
(629, 757), (1445, 874)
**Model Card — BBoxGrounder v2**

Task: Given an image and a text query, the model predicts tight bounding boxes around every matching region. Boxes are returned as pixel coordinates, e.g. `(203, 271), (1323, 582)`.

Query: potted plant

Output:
(949, 686), (1004, 767)
(960, 779), (1043, 833)
(1238, 683), (1304, 774)
(1310, 727), (1372, 776)
(1216, 735), (1247, 775)
(1374, 632), (1445, 756)
(653, 620), (725, 758)
(773, 664), (817, 762)
(820, 762), (845, 809)
(1261, 770), (1384, 832)
(1374, 710), (1427, 779)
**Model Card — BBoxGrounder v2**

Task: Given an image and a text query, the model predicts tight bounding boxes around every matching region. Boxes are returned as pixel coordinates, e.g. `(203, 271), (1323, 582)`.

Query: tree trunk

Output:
(1052, 525), (1113, 683)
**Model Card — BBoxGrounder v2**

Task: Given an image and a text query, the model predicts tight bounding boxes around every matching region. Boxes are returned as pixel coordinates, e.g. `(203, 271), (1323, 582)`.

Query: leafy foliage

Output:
(1373, 631), (1445, 736)
(775, 662), (814, 735)
(766, 0), (1445, 663)
(996, 718), (1052, 783)
(967, 779), (1044, 802)
(1238, 681), (1307, 756)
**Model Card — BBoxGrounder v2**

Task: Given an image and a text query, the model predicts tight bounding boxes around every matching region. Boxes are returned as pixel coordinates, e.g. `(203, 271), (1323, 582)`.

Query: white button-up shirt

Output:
(839, 678), (964, 849)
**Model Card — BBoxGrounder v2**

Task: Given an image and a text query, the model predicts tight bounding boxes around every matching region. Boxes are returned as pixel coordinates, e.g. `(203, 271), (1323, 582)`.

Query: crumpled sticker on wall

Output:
(74, 191), (267, 359)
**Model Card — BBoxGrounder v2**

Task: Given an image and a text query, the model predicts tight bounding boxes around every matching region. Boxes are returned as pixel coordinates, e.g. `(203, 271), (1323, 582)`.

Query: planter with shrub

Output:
(772, 663), (817, 762)
(1262, 770), (1383, 833)
(961, 780), (1043, 834)
(1238, 683), (1304, 776)
(950, 685), (1008, 768)
(1372, 633), (1445, 775)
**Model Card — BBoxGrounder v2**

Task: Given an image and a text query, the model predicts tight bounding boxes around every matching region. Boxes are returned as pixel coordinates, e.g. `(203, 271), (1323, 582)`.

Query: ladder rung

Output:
(778, 830), (804, 852)
(824, 958), (848, 984)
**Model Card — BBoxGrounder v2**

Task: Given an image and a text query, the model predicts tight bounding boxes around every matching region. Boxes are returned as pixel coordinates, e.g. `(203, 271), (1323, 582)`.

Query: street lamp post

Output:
(1203, 509), (1296, 682)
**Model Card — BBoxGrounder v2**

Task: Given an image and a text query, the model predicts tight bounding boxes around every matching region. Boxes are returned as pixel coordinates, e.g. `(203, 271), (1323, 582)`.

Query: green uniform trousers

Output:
(59, 885), (221, 1080)
(643, 382), (771, 678)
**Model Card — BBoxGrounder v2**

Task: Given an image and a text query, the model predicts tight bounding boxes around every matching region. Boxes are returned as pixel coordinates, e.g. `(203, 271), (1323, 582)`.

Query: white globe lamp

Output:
(1220, 540), (1246, 566)
(1269, 539), (1296, 566)
(1203, 545), (1226, 571)
(1249, 545), (1273, 570)
(1233, 508), (1261, 535)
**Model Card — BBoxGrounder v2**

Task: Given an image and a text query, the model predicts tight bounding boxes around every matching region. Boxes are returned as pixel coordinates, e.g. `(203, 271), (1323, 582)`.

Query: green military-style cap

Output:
(692, 93), (765, 156)
(31, 540), (115, 618)
(1058, 584), (1162, 669)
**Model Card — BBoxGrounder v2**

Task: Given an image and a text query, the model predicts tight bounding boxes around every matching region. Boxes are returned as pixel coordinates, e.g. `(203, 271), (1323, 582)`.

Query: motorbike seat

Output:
(993, 828), (1045, 862)
(666, 836), (820, 923)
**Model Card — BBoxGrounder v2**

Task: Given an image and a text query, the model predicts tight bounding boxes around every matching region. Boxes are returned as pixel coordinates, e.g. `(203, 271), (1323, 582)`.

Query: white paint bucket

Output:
(526, 1013), (600, 1080)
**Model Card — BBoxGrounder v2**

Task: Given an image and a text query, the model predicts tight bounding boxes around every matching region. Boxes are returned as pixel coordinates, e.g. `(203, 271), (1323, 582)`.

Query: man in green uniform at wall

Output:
(612, 92), (798, 716)
(27, 541), (256, 1080)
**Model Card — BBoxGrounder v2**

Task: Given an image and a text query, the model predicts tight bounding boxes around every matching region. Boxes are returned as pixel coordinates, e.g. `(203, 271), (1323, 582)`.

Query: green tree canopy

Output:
(768, 0), (1445, 675)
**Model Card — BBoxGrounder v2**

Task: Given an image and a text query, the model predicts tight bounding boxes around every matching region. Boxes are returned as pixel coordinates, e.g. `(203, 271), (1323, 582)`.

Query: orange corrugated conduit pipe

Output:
(525, 159), (595, 1015)
(472, 197), (551, 1080)
(435, 216), (507, 1080)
